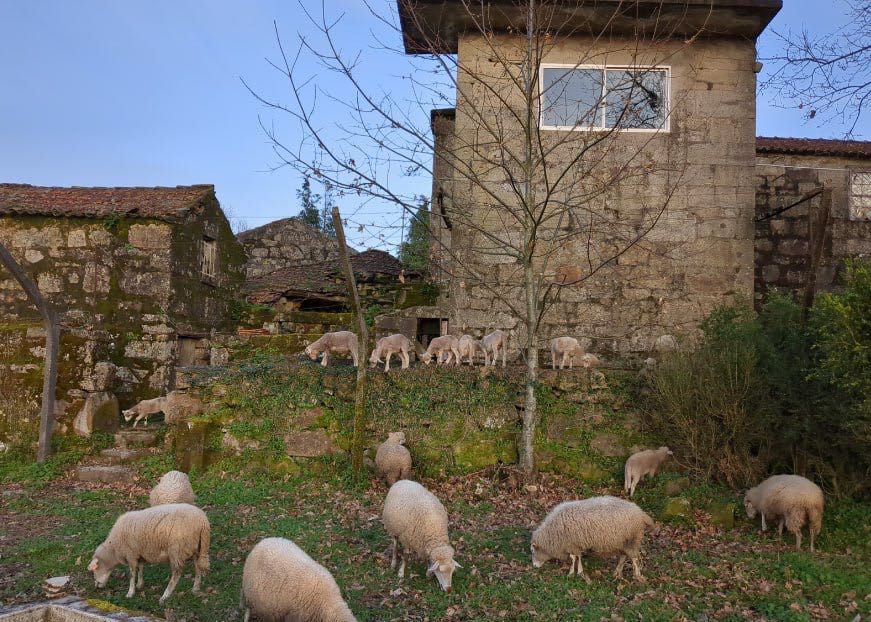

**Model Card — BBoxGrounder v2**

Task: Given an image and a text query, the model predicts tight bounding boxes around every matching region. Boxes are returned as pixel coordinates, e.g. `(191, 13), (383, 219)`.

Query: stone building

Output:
(406, 0), (781, 354)
(0, 183), (245, 438)
(755, 137), (871, 306)
(236, 217), (341, 279)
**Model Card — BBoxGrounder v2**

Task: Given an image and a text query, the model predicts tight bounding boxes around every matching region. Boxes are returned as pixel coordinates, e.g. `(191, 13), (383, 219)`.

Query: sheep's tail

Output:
(806, 503), (823, 536)
(196, 522), (211, 573)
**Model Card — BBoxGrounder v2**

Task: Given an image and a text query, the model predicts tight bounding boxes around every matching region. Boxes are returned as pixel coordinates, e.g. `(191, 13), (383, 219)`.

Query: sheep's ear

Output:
(88, 559), (99, 571)
(426, 561), (439, 576)
(531, 542), (538, 550)
(453, 561), (462, 569)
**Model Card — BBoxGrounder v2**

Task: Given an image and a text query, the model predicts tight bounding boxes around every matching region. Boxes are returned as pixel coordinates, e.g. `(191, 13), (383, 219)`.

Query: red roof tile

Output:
(756, 137), (871, 159)
(0, 184), (215, 222)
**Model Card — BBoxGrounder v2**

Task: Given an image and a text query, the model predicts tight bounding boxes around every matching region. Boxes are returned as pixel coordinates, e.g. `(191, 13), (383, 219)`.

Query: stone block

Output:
(163, 391), (205, 425)
(80, 362), (116, 392)
(115, 429), (159, 448)
(664, 476), (692, 495)
(67, 229), (87, 248)
(707, 501), (736, 529)
(589, 432), (627, 458)
(100, 447), (150, 464)
(284, 430), (342, 457)
(128, 223), (172, 250)
(24, 249), (44, 263)
(72, 392), (119, 437)
(76, 465), (132, 484)
(662, 497), (692, 520)
(452, 436), (517, 470)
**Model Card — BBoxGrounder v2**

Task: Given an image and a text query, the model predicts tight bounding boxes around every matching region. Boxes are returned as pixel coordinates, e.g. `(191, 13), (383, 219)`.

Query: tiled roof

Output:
(351, 249), (403, 276)
(756, 137), (871, 159)
(0, 184), (214, 222)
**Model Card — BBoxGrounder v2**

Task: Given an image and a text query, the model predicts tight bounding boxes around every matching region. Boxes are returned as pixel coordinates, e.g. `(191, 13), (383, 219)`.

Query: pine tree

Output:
(296, 176), (322, 229)
(399, 196), (430, 272)
(321, 182), (336, 237)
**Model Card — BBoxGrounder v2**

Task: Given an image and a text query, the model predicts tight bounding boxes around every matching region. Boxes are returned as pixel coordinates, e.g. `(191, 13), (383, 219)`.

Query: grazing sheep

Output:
(624, 447), (673, 497)
(305, 331), (359, 367)
(122, 396), (166, 428)
(420, 335), (460, 366)
(369, 334), (412, 371)
(149, 470), (196, 506)
(481, 329), (508, 367)
(375, 432), (412, 485)
(457, 334), (483, 366)
(550, 337), (583, 370)
(579, 353), (600, 369)
(241, 537), (357, 622)
(744, 474), (824, 551)
(531, 496), (654, 583)
(382, 480), (461, 592)
(88, 503), (210, 603)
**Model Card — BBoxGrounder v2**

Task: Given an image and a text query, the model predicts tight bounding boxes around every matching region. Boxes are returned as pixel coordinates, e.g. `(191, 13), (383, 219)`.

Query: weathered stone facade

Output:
(0, 184), (245, 440)
(236, 217), (341, 279)
(755, 140), (871, 306)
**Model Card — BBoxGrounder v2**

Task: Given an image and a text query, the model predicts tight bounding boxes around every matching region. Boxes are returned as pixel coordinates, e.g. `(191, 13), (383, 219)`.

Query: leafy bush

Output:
(646, 261), (871, 497)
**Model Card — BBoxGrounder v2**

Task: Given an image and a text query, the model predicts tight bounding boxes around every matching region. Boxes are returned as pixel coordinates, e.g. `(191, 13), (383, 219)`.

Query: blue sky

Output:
(1, 0), (867, 252)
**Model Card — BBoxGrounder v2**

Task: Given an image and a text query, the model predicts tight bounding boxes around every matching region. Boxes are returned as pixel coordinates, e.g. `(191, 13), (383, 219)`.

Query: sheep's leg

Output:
(384, 352), (392, 372)
(614, 555), (627, 579)
(567, 554), (577, 576)
(397, 551), (406, 579)
(776, 520), (784, 539)
(452, 347), (461, 367)
(576, 556), (592, 584)
(761, 514), (767, 531)
(243, 609), (250, 622)
(402, 350), (410, 369)
(192, 563), (202, 594)
(126, 562), (137, 598)
(321, 350), (330, 367)
(631, 555), (645, 583)
(810, 527), (816, 553)
(159, 565), (183, 604)
(136, 561), (145, 589)
(390, 537), (398, 570)
(501, 343), (506, 368)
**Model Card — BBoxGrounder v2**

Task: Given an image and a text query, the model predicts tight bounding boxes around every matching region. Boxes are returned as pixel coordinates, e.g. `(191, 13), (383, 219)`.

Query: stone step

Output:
(99, 447), (151, 465)
(76, 465), (133, 484)
(114, 429), (159, 448)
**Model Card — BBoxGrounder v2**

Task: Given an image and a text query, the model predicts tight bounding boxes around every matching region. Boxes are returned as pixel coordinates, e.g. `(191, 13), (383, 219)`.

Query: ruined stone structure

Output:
(408, 0), (779, 354)
(755, 137), (871, 306)
(236, 217), (341, 279)
(0, 184), (245, 440)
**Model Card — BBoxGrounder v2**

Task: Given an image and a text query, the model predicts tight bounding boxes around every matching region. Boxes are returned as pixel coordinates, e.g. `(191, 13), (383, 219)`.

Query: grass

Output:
(1, 448), (869, 622)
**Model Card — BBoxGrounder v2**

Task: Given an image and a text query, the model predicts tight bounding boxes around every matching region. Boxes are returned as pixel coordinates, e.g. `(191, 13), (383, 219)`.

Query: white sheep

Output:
(305, 331), (359, 367)
(241, 537), (357, 622)
(369, 334), (411, 371)
(375, 432), (413, 485)
(480, 329), (508, 367)
(624, 446), (673, 497)
(420, 335), (460, 366)
(457, 334), (483, 366)
(122, 396), (166, 428)
(88, 503), (210, 603)
(531, 496), (654, 583)
(744, 474), (824, 551)
(550, 337), (584, 370)
(382, 480), (461, 592)
(149, 470), (196, 506)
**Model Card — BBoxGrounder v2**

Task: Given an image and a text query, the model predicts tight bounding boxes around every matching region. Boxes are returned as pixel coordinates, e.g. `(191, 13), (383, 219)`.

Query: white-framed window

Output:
(201, 237), (218, 279)
(540, 65), (670, 132)
(850, 171), (871, 220)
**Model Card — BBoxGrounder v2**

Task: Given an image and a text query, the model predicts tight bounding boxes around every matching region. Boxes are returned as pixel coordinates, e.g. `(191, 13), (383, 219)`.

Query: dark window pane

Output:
(541, 68), (603, 128)
(605, 69), (667, 129)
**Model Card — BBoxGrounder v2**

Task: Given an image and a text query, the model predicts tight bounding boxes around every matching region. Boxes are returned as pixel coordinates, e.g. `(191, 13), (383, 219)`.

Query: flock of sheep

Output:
(86, 437), (825, 621)
(304, 329), (601, 371)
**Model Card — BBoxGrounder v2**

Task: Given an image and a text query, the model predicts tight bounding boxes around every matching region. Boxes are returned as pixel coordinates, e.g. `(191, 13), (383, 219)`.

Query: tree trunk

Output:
(0, 241), (59, 463)
(331, 207), (369, 474)
(518, 263), (539, 475)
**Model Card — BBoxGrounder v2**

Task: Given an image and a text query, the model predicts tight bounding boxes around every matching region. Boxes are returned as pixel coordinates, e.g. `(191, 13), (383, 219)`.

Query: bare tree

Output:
(0, 241), (59, 462)
(247, 0), (706, 475)
(763, 0), (870, 135)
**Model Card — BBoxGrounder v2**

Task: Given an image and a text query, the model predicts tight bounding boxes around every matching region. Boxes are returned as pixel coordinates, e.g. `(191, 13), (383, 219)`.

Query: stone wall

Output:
(436, 35), (758, 355)
(755, 154), (871, 305)
(237, 217), (341, 279)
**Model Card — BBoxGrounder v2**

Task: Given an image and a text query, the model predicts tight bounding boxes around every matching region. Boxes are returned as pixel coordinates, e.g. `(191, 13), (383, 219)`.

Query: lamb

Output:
(420, 335), (461, 366)
(744, 474), (824, 551)
(550, 337), (584, 370)
(531, 496), (654, 583)
(88, 503), (210, 603)
(381, 480), (461, 592)
(122, 396), (166, 428)
(579, 353), (600, 369)
(457, 334), (484, 366)
(624, 446), (673, 497)
(241, 537), (357, 622)
(480, 329), (508, 367)
(305, 331), (359, 367)
(375, 432), (412, 485)
(149, 470), (196, 506)
(369, 333), (411, 371)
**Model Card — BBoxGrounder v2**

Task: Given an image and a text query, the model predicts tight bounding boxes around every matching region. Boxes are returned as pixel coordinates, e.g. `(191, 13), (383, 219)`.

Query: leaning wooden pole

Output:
(0, 241), (60, 463)
(331, 207), (369, 474)
(802, 188), (832, 319)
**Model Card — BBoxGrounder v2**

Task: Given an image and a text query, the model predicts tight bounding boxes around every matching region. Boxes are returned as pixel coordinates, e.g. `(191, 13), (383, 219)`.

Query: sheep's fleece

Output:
(744, 474), (824, 551)
(375, 432), (412, 485)
(88, 503), (210, 603)
(241, 537), (357, 622)
(149, 470), (196, 506)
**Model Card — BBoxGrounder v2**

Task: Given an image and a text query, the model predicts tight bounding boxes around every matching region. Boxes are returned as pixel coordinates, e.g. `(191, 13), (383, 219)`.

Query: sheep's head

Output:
(387, 431), (405, 445)
(121, 408), (136, 423)
(660, 446), (673, 457)
(420, 351), (434, 365)
(304, 345), (318, 361)
(368, 348), (382, 367)
(88, 542), (118, 588)
(743, 491), (758, 519)
(530, 539), (550, 568)
(427, 545), (460, 592)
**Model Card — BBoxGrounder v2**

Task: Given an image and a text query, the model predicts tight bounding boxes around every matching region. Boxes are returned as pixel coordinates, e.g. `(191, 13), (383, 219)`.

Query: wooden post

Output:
(331, 207), (369, 474)
(802, 188), (832, 318)
(0, 241), (59, 463)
